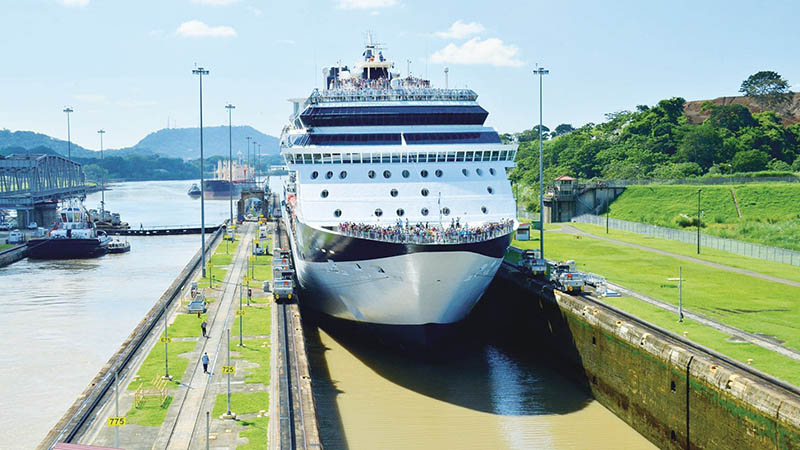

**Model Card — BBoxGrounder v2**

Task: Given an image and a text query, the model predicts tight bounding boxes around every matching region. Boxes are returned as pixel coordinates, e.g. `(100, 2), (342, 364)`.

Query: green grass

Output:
(0, 243), (15, 251)
(567, 222), (800, 284)
(168, 313), (208, 338)
(232, 306), (271, 337)
(127, 341), (196, 390)
(598, 296), (800, 387)
(608, 184), (800, 250)
(212, 392), (269, 417)
(125, 396), (173, 426)
(512, 231), (800, 351)
(237, 417), (269, 450)
(229, 339), (271, 384)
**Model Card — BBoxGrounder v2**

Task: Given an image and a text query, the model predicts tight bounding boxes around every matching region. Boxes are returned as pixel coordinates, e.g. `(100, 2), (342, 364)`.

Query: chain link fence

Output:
(571, 214), (800, 267)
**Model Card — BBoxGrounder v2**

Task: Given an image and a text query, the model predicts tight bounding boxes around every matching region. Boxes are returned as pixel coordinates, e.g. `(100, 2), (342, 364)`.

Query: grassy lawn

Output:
(237, 417), (268, 450)
(231, 306), (271, 337)
(567, 222), (800, 284)
(229, 339), (271, 384)
(168, 313), (208, 338)
(608, 184), (800, 251)
(125, 396), (173, 427)
(0, 243), (15, 251)
(512, 231), (800, 351)
(127, 341), (196, 390)
(212, 392), (269, 417)
(246, 255), (273, 284)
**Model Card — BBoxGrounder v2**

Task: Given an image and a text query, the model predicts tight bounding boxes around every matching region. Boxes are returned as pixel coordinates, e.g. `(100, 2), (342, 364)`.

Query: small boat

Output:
(188, 183), (201, 196)
(27, 201), (111, 259)
(107, 239), (131, 254)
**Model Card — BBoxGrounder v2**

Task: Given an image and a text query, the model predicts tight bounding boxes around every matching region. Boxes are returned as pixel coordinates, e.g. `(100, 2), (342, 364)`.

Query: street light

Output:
(97, 129), (106, 218)
(246, 136), (252, 181)
(193, 66), (210, 278)
(697, 189), (702, 254)
(533, 66), (549, 257)
(257, 143), (262, 185)
(225, 104), (235, 229)
(668, 267), (685, 322)
(252, 141), (257, 182)
(63, 107), (74, 161)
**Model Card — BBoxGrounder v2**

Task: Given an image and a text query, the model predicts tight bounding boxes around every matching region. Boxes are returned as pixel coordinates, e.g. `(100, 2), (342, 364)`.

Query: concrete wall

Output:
(486, 268), (800, 449)
(0, 244), (27, 267)
(543, 186), (625, 223)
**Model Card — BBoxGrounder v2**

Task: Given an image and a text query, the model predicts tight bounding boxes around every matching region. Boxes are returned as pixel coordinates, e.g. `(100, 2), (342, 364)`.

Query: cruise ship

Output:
(280, 38), (517, 343)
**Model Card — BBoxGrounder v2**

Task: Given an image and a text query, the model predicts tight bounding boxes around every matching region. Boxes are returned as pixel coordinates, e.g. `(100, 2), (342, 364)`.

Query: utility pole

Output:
(606, 189), (610, 234)
(63, 107), (74, 161)
(239, 283), (243, 346)
(533, 66), (549, 257)
(98, 129), (106, 218)
(697, 189), (702, 254)
(225, 104), (235, 229)
(246, 136), (252, 182)
(193, 66), (210, 278)
(252, 141), (257, 182)
(163, 304), (171, 379)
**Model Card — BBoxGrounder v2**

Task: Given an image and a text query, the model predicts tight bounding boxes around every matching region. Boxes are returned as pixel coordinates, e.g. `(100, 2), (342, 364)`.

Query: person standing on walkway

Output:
(201, 320), (207, 338)
(202, 352), (210, 374)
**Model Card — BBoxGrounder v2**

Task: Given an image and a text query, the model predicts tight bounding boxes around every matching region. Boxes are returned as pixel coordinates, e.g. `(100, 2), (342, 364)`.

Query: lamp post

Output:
(533, 66), (549, 257)
(697, 189), (702, 254)
(245, 136), (251, 182)
(668, 267), (685, 322)
(225, 104), (235, 229)
(257, 143), (262, 185)
(97, 129), (106, 218)
(252, 141), (257, 182)
(193, 66), (210, 278)
(63, 107), (74, 161)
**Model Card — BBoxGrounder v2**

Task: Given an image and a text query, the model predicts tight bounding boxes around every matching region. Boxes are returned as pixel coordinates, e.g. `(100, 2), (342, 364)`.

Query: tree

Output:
(553, 123), (575, 137)
(739, 71), (791, 108)
(706, 104), (756, 133)
(676, 124), (722, 170)
(731, 149), (769, 172)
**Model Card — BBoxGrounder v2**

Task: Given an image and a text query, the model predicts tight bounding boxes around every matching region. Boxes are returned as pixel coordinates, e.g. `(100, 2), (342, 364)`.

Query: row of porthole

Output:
(310, 167), (497, 180)
(322, 186), (494, 198)
(332, 206), (489, 218)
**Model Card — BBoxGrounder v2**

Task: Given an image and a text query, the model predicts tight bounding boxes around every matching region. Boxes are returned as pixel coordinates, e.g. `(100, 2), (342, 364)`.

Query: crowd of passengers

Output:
(326, 75), (432, 92)
(337, 218), (514, 243)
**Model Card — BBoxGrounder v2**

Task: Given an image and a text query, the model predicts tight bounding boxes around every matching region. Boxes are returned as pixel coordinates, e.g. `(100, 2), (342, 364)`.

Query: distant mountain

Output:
(0, 125), (279, 160)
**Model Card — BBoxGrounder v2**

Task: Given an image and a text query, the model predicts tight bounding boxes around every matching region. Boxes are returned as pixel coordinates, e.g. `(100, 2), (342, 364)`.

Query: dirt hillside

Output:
(684, 92), (800, 126)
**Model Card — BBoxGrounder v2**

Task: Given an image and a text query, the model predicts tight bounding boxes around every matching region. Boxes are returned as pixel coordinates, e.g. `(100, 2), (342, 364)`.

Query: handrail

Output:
(335, 222), (514, 245)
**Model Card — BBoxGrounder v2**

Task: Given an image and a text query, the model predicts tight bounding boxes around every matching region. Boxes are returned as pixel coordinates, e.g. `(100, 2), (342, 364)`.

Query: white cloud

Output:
(57, 0), (89, 7)
(336, 0), (397, 9)
(248, 6), (263, 16)
(73, 94), (106, 103)
(192, 0), (238, 5)
(431, 37), (524, 67)
(434, 20), (485, 39)
(176, 20), (237, 38)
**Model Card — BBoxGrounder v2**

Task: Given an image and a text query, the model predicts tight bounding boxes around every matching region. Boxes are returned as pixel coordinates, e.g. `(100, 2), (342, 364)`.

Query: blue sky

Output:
(2, 0), (799, 150)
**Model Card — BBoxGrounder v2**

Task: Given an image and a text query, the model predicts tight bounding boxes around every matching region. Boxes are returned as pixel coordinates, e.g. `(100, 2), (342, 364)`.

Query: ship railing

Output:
(309, 88), (478, 104)
(335, 222), (514, 245)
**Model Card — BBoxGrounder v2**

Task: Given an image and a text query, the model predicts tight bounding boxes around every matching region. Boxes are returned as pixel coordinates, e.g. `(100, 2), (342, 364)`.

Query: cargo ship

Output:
(203, 159), (253, 199)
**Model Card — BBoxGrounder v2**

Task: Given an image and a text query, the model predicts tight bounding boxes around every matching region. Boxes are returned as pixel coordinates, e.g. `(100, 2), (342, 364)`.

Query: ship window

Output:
(437, 152), (447, 162)
(372, 154), (381, 164)
(420, 169), (428, 178)
(462, 168), (469, 177)
(408, 154), (417, 163)
(311, 171), (319, 180)
(476, 168), (483, 176)
(383, 170), (391, 179)
(442, 207), (451, 216)
(313, 153), (322, 163)
(390, 189), (398, 197)
(421, 208), (429, 216)
(374, 208), (383, 217)
(489, 168), (496, 175)
(334, 209), (342, 217)
(456, 151), (465, 162)
(396, 208), (405, 217)
(487, 186), (494, 194)
(392, 154), (401, 163)
(481, 206), (488, 214)
(339, 171), (347, 179)
(368, 170), (376, 179)
(325, 171), (333, 179)
(465, 151), (474, 162)
(402, 170), (410, 178)
(321, 190), (329, 198)
(342, 153), (352, 164)
(304, 154), (312, 164)
(435, 169), (443, 178)
(447, 152), (456, 162)
(421, 188), (429, 197)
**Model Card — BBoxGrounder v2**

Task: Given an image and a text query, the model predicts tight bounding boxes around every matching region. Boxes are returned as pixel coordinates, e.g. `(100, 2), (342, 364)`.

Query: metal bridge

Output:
(0, 154), (86, 224)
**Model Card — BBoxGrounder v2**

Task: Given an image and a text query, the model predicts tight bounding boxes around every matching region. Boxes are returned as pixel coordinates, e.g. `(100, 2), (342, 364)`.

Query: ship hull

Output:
(27, 236), (111, 259)
(202, 179), (242, 199)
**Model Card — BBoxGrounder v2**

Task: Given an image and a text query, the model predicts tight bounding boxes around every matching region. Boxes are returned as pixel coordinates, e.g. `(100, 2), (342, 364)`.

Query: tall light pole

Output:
(245, 136), (252, 182)
(97, 129), (106, 218)
(252, 141), (257, 182)
(534, 66), (549, 257)
(257, 143), (262, 185)
(63, 107), (74, 161)
(193, 66), (210, 278)
(697, 189), (702, 254)
(225, 104), (235, 228)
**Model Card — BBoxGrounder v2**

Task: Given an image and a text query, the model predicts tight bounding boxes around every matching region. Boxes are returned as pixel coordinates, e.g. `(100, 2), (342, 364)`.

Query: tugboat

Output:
(27, 201), (111, 259)
(187, 183), (201, 197)
(107, 238), (131, 254)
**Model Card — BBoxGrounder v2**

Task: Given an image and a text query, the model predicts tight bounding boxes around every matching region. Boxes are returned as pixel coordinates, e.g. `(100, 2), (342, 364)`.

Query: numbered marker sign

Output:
(221, 365), (236, 374)
(235, 309), (246, 317)
(160, 337), (173, 344)
(107, 416), (126, 426)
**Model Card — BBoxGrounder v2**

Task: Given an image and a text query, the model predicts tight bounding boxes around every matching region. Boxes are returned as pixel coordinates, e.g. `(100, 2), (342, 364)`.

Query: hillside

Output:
(608, 184), (800, 251)
(685, 93), (800, 126)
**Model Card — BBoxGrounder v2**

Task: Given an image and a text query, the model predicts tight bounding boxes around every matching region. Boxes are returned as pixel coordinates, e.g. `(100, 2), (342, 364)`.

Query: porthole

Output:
(325, 171), (333, 179)
(421, 208), (429, 216)
(402, 170), (410, 178)
(396, 208), (405, 217)
(442, 207), (451, 216)
(390, 189), (398, 197)
(481, 206), (488, 214)
(368, 170), (376, 179)
(320, 189), (329, 198)
(462, 169), (469, 176)
(435, 169), (443, 177)
(489, 168), (496, 175)
(375, 208), (383, 217)
(383, 170), (391, 179)
(339, 171), (347, 179)
(476, 168), (483, 176)
(334, 209), (342, 218)
(311, 171), (319, 180)
(421, 188), (429, 197)
(487, 186), (494, 194)
(420, 170), (429, 178)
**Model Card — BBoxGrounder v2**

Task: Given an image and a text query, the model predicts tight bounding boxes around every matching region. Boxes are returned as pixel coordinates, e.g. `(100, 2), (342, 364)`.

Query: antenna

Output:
(444, 67), (449, 89)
